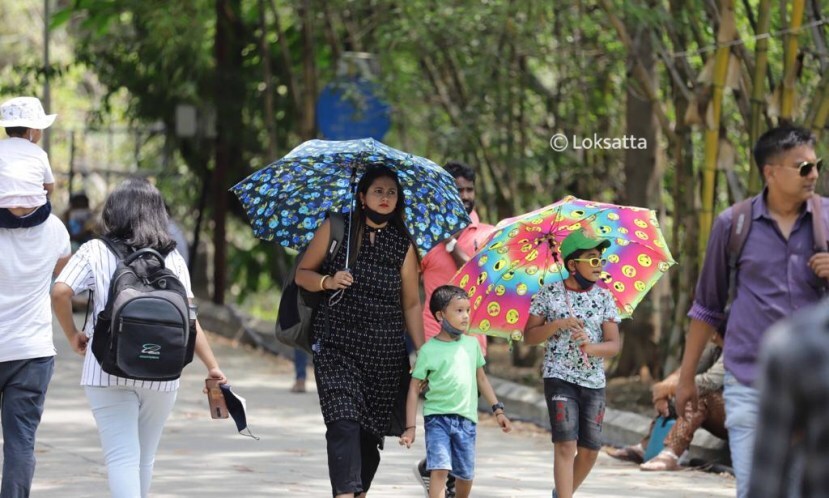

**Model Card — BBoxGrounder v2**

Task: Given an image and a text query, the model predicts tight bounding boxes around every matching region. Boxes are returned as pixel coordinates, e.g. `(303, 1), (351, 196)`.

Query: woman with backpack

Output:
(51, 177), (226, 498)
(295, 165), (425, 498)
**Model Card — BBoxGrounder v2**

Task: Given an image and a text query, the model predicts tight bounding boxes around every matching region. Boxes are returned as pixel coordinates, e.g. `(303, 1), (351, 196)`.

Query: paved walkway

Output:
(25, 319), (736, 497)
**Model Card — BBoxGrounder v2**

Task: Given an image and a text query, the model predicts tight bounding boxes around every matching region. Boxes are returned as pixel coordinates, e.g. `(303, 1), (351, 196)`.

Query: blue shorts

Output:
(544, 377), (606, 450)
(424, 414), (477, 481)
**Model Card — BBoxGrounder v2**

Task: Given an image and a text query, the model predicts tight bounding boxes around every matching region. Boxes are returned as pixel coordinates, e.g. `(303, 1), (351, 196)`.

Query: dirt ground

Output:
(485, 339), (655, 417)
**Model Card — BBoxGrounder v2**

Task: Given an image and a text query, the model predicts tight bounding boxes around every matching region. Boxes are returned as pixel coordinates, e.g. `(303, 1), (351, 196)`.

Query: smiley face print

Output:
(506, 309), (520, 324)
(622, 265), (637, 278)
(487, 302), (501, 317)
(637, 254), (653, 267)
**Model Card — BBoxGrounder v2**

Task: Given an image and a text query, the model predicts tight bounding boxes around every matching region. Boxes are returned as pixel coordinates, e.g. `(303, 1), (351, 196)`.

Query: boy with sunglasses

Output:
(676, 125), (829, 498)
(524, 229), (621, 498)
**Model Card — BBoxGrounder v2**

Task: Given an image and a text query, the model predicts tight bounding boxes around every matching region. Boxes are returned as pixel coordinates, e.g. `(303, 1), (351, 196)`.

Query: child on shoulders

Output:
(400, 285), (512, 498)
(0, 96), (56, 229)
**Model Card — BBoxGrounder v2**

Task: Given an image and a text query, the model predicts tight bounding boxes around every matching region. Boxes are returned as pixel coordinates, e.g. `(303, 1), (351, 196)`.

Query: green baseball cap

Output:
(560, 229), (611, 260)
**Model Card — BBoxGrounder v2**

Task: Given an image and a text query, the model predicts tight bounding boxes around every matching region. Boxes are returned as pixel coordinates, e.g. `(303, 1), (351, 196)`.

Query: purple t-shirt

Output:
(688, 192), (828, 386)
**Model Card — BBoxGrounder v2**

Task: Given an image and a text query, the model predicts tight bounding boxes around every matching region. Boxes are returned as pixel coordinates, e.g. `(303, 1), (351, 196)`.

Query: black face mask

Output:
(573, 271), (596, 290)
(441, 319), (465, 338)
(364, 206), (395, 225)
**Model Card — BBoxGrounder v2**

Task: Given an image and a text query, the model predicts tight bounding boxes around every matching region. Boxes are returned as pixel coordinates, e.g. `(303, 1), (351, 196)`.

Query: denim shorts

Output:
(544, 377), (606, 450)
(424, 414), (477, 481)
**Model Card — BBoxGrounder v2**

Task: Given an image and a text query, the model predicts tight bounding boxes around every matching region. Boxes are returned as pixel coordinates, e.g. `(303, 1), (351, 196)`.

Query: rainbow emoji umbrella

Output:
(450, 196), (676, 341)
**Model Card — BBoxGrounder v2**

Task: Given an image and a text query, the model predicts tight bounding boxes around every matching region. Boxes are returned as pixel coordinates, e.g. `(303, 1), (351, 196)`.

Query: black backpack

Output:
(91, 238), (196, 381)
(276, 213), (355, 354)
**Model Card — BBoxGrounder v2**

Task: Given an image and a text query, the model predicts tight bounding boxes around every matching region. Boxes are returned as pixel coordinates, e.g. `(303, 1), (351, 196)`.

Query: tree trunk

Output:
(615, 13), (660, 378)
(258, 0), (277, 159)
(213, 0), (245, 304)
(298, 0), (316, 140)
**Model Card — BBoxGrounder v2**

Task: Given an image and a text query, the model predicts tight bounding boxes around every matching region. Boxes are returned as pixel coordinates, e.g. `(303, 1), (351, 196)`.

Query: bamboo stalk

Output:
(698, 0), (736, 266)
(748, 0), (771, 193)
(809, 75), (829, 137)
(780, 0), (805, 120)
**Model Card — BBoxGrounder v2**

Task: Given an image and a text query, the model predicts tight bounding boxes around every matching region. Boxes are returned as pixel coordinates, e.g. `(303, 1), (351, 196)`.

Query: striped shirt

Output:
(55, 239), (193, 392)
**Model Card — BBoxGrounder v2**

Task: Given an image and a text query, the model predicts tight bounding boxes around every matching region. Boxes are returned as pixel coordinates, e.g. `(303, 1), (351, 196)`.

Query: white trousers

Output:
(85, 386), (177, 498)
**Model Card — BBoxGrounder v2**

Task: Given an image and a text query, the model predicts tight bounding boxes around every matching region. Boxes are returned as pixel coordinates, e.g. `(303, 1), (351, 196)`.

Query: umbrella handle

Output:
(562, 281), (591, 364)
(344, 164), (359, 271)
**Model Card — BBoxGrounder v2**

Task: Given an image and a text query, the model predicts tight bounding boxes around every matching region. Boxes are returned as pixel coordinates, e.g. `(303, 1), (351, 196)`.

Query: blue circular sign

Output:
(316, 78), (391, 140)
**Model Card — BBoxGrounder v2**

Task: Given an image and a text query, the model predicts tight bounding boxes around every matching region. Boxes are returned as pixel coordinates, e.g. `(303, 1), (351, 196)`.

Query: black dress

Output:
(313, 220), (410, 440)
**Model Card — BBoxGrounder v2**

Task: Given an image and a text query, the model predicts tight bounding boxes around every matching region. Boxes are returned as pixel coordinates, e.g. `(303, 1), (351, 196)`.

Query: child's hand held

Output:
(399, 427), (416, 448)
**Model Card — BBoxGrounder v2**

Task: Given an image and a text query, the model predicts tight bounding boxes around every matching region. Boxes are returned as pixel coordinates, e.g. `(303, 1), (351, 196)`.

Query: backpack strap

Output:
(99, 236), (129, 260)
(326, 212), (360, 268)
(326, 213), (346, 264)
(726, 198), (754, 309)
(809, 194), (829, 289)
(810, 194), (827, 252)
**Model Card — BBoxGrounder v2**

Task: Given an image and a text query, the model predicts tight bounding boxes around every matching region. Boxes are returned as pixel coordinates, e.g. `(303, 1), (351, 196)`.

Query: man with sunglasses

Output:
(676, 125), (828, 498)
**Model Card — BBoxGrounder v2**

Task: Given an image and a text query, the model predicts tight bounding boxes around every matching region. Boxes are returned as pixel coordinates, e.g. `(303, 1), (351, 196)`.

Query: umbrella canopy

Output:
(450, 196), (676, 341)
(231, 138), (470, 256)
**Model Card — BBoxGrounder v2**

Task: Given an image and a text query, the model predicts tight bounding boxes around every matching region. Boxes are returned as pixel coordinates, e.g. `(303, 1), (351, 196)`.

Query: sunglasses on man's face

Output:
(787, 158), (823, 177)
(571, 257), (607, 268)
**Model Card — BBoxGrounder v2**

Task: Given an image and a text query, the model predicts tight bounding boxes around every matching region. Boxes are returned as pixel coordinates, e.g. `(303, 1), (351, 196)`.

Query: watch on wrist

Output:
(491, 401), (505, 413)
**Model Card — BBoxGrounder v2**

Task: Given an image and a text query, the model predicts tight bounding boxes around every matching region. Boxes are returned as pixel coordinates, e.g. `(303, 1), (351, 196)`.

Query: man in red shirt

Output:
(414, 161), (495, 497)
(420, 161), (494, 352)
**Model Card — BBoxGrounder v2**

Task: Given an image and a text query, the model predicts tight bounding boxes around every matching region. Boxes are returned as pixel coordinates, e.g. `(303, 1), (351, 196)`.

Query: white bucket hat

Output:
(0, 97), (57, 129)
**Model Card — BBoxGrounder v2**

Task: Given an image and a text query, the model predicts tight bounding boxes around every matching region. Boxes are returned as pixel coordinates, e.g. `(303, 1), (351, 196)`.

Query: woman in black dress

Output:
(296, 165), (425, 497)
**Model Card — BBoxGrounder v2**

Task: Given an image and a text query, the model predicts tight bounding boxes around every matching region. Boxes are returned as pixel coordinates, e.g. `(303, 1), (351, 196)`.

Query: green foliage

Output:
(34, 0), (829, 356)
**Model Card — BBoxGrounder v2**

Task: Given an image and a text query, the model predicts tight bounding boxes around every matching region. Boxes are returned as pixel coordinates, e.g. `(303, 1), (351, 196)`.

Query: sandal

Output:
(640, 450), (680, 471)
(605, 445), (644, 464)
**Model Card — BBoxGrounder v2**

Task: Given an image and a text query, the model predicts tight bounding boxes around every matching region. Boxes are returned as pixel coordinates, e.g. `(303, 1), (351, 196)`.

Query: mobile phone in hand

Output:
(206, 378), (229, 419)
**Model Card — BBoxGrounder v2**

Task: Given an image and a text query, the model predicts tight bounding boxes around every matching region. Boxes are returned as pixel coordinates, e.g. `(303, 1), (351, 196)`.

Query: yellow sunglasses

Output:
(571, 257), (607, 268)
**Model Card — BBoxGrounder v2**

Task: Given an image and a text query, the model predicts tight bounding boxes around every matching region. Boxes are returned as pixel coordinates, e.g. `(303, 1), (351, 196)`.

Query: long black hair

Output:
(101, 177), (176, 253)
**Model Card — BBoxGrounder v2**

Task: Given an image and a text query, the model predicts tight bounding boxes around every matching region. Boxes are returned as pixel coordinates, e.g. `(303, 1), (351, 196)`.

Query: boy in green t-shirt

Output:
(399, 285), (512, 498)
